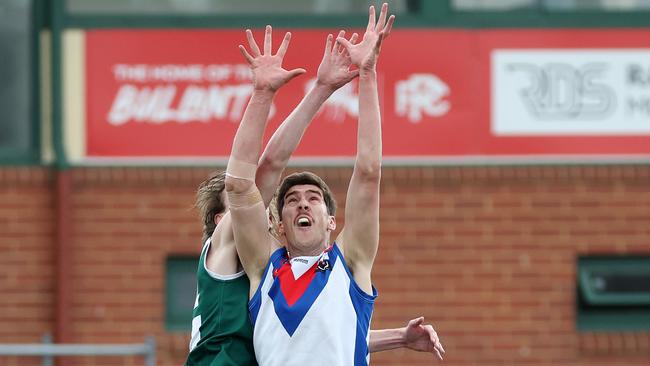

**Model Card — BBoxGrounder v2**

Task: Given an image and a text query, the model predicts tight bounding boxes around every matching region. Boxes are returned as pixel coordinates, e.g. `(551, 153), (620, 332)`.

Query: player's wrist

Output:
(359, 68), (377, 79)
(314, 78), (340, 93)
(398, 327), (408, 347)
(312, 80), (339, 97)
(250, 88), (277, 99)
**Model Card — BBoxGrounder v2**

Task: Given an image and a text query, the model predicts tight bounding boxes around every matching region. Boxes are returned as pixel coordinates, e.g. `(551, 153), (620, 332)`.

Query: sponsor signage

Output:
(493, 50), (650, 135)
(84, 29), (650, 161)
(86, 29), (470, 159)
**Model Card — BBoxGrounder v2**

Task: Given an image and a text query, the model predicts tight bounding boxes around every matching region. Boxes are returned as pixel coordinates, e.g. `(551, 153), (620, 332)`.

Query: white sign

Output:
(395, 73), (450, 124)
(492, 49), (650, 135)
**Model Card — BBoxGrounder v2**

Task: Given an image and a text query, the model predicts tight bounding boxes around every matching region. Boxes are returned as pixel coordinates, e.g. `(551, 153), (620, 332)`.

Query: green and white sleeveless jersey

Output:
(185, 239), (257, 366)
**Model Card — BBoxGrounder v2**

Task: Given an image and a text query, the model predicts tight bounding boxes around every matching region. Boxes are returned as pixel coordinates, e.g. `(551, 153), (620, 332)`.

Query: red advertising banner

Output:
(85, 29), (650, 160)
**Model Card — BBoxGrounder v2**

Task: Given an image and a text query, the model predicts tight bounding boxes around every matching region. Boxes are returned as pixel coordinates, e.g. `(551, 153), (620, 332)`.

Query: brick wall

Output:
(0, 168), (56, 366)
(1, 165), (649, 366)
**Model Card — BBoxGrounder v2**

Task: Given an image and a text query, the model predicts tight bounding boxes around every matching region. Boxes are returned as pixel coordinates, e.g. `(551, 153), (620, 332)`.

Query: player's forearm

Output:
(256, 84), (334, 203)
(260, 83), (333, 169)
(355, 70), (382, 177)
(226, 91), (273, 274)
(226, 90), (275, 194)
(369, 327), (406, 353)
(230, 90), (275, 166)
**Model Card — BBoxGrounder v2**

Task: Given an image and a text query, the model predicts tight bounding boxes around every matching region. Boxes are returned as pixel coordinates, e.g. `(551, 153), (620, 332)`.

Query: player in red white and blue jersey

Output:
(186, 6), (445, 364)
(225, 4), (425, 365)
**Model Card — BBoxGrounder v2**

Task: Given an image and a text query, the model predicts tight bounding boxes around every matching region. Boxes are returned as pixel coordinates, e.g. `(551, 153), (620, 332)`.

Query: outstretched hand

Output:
(336, 3), (394, 72)
(316, 30), (360, 91)
(239, 25), (306, 92)
(404, 317), (445, 361)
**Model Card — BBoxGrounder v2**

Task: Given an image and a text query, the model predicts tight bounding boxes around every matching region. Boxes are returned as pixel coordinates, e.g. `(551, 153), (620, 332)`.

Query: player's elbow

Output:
(225, 175), (254, 194)
(355, 159), (382, 181)
(258, 154), (285, 175)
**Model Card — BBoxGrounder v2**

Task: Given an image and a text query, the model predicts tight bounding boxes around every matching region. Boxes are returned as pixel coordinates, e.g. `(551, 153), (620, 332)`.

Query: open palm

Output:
(316, 30), (360, 90)
(239, 25), (306, 92)
(336, 3), (395, 71)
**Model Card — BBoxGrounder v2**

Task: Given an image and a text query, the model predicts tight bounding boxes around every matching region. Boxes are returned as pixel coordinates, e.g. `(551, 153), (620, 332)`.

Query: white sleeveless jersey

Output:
(249, 243), (377, 366)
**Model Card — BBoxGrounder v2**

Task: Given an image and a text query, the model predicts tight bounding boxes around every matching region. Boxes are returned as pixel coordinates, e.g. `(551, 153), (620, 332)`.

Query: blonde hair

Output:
(267, 194), (281, 239)
(195, 171), (227, 242)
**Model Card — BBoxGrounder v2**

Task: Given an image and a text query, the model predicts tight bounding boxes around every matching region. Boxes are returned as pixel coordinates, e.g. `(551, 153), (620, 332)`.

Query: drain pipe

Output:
(50, 0), (73, 351)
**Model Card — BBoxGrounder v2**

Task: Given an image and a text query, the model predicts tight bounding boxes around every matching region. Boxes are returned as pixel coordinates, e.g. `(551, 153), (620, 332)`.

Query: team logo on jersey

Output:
(316, 259), (331, 272)
(267, 250), (338, 336)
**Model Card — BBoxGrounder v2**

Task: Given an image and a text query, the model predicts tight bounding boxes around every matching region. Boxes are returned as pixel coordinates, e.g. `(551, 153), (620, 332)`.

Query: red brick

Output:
(3, 166), (650, 366)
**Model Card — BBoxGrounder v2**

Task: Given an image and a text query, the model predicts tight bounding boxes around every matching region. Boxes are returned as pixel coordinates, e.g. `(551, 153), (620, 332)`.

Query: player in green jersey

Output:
(185, 26), (444, 366)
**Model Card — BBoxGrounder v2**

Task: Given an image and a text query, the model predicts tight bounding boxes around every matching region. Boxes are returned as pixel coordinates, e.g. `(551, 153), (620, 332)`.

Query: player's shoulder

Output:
(204, 229), (241, 277)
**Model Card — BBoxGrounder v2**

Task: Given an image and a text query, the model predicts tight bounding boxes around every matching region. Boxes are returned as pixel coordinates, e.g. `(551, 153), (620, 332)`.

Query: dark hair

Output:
(276, 171), (336, 219)
(195, 171), (227, 242)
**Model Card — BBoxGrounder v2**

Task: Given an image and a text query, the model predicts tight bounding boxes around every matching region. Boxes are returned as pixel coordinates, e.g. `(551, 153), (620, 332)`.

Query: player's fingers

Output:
(336, 37), (353, 53)
(350, 32), (359, 45)
(347, 69), (359, 80)
(246, 29), (261, 56)
(427, 327), (444, 355)
(341, 33), (359, 59)
(367, 5), (376, 32)
(375, 31), (385, 52)
(434, 348), (444, 361)
(276, 32), (291, 58)
(286, 68), (307, 81)
(334, 30), (346, 55)
(238, 45), (254, 63)
(424, 325), (445, 354)
(323, 34), (333, 57)
(384, 15), (395, 38)
(376, 2), (388, 31)
(264, 25), (272, 55)
(408, 317), (424, 328)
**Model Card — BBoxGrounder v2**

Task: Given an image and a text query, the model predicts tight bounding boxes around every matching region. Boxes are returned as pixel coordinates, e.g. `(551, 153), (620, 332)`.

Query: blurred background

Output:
(2, 0), (650, 365)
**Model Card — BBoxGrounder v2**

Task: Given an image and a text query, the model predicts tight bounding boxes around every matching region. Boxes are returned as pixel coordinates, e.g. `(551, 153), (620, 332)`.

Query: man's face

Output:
(279, 184), (335, 253)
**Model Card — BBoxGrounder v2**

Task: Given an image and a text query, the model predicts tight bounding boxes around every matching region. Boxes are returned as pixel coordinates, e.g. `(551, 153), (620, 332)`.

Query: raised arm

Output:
(256, 31), (359, 205)
(369, 317), (445, 360)
(225, 26), (305, 289)
(335, 3), (395, 294)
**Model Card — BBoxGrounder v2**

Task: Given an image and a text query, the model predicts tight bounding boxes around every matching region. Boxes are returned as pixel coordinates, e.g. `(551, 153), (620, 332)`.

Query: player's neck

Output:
(286, 242), (328, 258)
